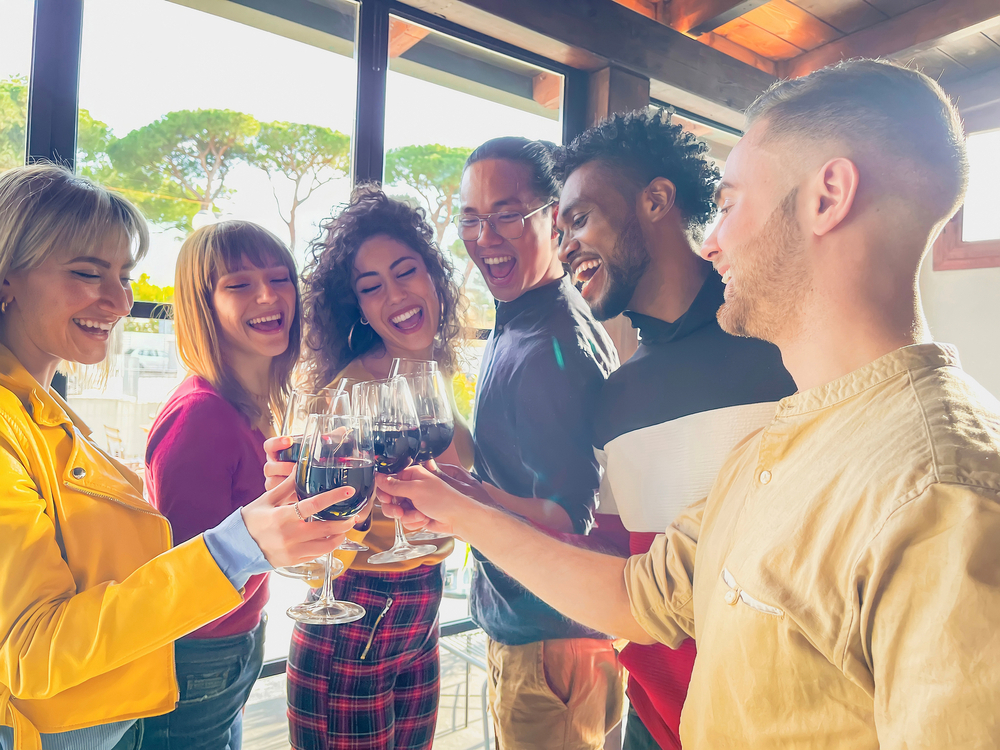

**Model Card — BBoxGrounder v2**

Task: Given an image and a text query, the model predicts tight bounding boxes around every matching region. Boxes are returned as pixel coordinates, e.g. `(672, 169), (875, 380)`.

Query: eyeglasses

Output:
(453, 200), (556, 242)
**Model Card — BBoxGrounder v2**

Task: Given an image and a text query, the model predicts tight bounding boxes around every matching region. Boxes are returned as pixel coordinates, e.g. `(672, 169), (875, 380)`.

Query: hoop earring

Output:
(348, 317), (367, 352)
(360, 314), (369, 325)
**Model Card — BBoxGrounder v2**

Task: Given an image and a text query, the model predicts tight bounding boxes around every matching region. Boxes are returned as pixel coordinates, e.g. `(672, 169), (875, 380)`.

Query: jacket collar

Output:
(775, 343), (961, 417)
(0, 344), (91, 435)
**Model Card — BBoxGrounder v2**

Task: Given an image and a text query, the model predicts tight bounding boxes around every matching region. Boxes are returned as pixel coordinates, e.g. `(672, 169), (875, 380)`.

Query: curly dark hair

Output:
(300, 184), (464, 390)
(552, 108), (720, 239)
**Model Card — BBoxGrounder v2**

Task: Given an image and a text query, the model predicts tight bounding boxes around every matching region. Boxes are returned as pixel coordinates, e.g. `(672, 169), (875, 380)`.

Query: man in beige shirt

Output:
(376, 59), (1000, 748)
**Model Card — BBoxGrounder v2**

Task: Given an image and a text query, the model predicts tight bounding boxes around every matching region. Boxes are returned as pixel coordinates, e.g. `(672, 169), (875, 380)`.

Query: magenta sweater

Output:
(145, 375), (269, 638)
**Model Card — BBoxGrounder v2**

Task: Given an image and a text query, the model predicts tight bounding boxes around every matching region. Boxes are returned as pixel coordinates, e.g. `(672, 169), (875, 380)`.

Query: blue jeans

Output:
(139, 617), (265, 750)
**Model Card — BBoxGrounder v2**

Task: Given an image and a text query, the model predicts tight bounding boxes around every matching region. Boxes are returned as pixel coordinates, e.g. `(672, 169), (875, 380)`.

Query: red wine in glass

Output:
(298, 456), (375, 521)
(277, 435), (302, 463)
(416, 419), (455, 462)
(371, 425), (421, 474)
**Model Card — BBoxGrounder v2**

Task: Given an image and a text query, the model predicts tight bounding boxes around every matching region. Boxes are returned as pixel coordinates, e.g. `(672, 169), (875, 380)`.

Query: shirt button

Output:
(724, 589), (738, 605)
(759, 469), (772, 485)
(71, 467), (86, 479)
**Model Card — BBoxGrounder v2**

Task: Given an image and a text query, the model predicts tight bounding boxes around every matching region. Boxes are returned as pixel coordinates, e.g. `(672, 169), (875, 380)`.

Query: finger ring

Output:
(294, 501), (306, 522)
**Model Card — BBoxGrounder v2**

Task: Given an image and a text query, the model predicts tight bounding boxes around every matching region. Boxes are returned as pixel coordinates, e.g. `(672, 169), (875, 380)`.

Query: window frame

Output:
(23, 0), (588, 675)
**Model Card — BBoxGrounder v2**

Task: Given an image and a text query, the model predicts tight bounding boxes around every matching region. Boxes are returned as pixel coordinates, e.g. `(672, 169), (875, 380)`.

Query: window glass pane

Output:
(385, 23), (564, 624)
(77, 0), (358, 301)
(72, 0), (358, 663)
(963, 130), (1000, 242)
(0, 0), (33, 173)
(384, 17), (563, 338)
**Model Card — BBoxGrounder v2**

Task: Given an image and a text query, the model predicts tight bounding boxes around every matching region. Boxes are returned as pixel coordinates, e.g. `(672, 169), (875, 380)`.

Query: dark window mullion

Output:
(26, 0), (84, 167)
(352, 0), (390, 185)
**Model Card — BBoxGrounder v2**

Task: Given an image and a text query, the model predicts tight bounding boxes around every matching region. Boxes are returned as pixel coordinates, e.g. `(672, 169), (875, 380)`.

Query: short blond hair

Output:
(173, 220), (301, 425)
(0, 163), (149, 381)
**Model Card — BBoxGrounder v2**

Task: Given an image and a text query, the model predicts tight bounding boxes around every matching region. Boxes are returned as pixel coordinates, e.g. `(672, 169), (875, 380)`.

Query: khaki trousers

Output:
(487, 638), (624, 750)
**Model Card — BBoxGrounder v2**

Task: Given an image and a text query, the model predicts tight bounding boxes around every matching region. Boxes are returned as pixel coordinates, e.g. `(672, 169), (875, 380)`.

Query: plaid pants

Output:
(287, 564), (444, 750)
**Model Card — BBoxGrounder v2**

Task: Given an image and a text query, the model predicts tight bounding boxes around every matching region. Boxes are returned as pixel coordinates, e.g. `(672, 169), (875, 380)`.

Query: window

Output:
(0, 0), (33, 173)
(384, 19), (566, 625)
(72, 0), (359, 664)
(933, 129), (1000, 271)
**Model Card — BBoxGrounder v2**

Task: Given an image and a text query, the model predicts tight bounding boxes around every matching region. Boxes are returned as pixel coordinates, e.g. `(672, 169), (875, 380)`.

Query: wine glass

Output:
(399, 367), (455, 541)
(353, 378), (437, 564)
(389, 358), (437, 378)
(274, 388), (354, 579)
(287, 413), (375, 624)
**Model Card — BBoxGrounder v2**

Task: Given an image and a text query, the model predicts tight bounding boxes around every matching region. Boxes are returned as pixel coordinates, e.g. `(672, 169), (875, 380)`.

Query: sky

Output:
(1, 0), (561, 286)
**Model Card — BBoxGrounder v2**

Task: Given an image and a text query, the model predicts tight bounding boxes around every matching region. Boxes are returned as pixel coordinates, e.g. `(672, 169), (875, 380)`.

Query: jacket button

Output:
(71, 467), (86, 479)
(724, 589), (739, 605)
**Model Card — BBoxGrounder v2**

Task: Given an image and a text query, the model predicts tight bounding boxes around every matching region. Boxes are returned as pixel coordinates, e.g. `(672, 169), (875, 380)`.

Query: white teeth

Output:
(391, 307), (421, 324)
(248, 313), (281, 326)
(721, 270), (733, 285)
(574, 259), (601, 282)
(74, 319), (114, 331)
(483, 256), (513, 265)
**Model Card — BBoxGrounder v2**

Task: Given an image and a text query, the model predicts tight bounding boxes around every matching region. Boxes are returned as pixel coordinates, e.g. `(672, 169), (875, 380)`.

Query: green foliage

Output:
(131, 273), (174, 304)
(124, 318), (160, 333)
(255, 121), (350, 248)
(385, 144), (472, 244)
(452, 371), (476, 421)
(0, 76), (28, 171)
(108, 109), (260, 231)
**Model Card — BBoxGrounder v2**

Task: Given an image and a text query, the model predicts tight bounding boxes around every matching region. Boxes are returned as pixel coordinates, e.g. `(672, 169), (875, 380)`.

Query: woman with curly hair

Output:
(272, 184), (473, 750)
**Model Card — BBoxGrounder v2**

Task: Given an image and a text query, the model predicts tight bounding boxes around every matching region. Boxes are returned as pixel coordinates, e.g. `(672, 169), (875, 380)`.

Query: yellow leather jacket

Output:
(0, 346), (243, 749)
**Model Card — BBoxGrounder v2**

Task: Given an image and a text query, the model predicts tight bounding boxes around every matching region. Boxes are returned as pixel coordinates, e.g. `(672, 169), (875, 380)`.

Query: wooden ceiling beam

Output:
(388, 18), (431, 57)
(399, 0), (775, 118)
(780, 0), (1000, 79)
(669, 0), (771, 35)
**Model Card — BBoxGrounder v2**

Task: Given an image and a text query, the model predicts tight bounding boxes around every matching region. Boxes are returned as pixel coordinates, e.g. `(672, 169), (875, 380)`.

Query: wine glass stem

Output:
(318, 551), (338, 604)
(393, 516), (412, 550)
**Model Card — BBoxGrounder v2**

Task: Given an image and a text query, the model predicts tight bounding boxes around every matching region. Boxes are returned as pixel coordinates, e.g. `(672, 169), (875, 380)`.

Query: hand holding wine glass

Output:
(353, 377), (437, 564)
(286, 413), (376, 625)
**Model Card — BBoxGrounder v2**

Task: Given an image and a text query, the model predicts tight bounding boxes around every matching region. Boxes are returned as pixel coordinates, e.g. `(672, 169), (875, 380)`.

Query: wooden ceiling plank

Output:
(388, 17), (432, 57)
(610, 0), (659, 20)
(780, 0), (1000, 78)
(935, 31), (1000, 75)
(864, 0), (933, 17)
(716, 15), (808, 60)
(400, 0), (776, 117)
(895, 47), (960, 81)
(740, 0), (843, 51)
(698, 31), (780, 74)
(786, 0), (888, 35)
(669, 0), (770, 35)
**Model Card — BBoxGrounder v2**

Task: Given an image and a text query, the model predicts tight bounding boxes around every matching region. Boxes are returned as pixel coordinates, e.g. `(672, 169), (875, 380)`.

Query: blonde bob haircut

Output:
(173, 220), (301, 426)
(0, 163), (149, 381)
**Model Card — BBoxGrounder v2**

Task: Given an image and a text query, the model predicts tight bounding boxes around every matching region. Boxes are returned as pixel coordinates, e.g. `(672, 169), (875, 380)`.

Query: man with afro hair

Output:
(552, 109), (794, 749)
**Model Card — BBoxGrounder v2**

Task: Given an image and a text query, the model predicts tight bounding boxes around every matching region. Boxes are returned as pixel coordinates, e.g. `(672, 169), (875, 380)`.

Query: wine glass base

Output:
(338, 540), (370, 552)
(367, 543), (437, 564)
(406, 530), (452, 541)
(287, 599), (366, 624)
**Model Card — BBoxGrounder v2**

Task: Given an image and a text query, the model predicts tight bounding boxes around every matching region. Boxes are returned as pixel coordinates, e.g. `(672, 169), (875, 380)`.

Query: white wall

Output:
(919, 259), (1000, 398)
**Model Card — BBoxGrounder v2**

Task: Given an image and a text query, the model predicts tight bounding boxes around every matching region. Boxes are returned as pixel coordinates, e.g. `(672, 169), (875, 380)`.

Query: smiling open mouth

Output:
(482, 255), (516, 282)
(247, 312), (283, 333)
(573, 258), (603, 298)
(390, 306), (424, 333)
(73, 318), (115, 337)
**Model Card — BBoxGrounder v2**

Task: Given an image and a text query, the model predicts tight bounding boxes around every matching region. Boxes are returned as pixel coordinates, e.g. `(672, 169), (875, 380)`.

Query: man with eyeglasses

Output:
(456, 136), (623, 750)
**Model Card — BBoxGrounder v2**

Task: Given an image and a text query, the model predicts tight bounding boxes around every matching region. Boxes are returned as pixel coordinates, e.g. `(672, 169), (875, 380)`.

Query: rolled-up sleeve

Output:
(512, 341), (606, 534)
(624, 496), (704, 648)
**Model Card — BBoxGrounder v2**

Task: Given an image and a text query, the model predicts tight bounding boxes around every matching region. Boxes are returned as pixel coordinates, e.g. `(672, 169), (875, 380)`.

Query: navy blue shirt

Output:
(471, 275), (619, 645)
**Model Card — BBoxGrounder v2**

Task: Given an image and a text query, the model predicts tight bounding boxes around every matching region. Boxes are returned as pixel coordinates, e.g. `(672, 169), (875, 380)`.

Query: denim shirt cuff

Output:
(203, 507), (272, 590)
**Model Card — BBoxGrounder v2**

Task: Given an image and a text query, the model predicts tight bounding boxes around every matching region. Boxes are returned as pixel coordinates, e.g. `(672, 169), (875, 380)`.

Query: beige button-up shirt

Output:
(625, 344), (1000, 748)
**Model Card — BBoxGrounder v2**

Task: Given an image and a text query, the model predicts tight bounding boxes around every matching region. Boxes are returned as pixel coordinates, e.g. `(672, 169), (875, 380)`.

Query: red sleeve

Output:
(145, 393), (243, 546)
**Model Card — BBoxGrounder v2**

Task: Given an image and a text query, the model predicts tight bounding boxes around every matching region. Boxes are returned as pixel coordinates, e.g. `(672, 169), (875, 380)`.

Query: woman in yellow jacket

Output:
(0, 165), (356, 750)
